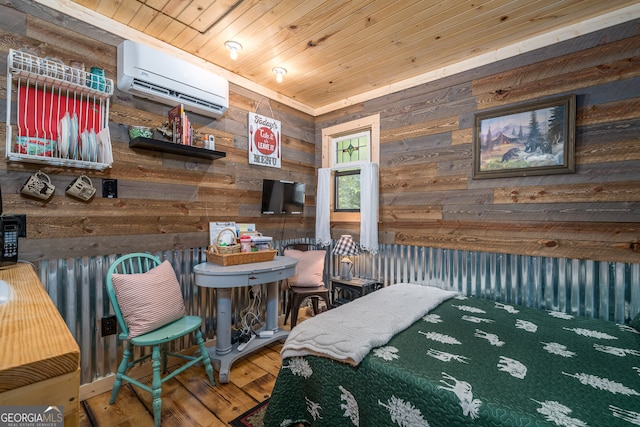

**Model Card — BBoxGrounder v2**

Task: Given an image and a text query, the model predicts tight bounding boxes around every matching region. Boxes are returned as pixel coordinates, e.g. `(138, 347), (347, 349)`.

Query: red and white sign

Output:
(248, 112), (281, 168)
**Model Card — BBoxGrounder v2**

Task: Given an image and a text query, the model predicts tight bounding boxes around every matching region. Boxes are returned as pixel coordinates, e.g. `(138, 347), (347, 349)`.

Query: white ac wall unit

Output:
(117, 40), (228, 118)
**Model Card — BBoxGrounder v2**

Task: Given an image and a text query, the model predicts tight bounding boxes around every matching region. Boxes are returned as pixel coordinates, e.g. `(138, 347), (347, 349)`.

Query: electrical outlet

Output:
(102, 179), (118, 198)
(250, 284), (261, 299)
(101, 315), (117, 337)
(231, 329), (242, 344)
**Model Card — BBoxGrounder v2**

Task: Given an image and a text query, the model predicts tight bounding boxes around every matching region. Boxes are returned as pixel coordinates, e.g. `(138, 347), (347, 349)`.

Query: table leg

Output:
(215, 287), (232, 355)
(207, 282), (287, 384)
(209, 329), (289, 383)
(217, 359), (232, 383)
(265, 281), (278, 331)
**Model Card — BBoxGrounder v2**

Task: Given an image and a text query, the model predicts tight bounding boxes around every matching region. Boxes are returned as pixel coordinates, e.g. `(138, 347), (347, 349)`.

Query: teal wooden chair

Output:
(105, 253), (215, 427)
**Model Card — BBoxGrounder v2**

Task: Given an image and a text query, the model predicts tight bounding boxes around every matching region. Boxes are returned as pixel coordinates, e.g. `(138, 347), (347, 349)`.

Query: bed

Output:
(264, 283), (640, 426)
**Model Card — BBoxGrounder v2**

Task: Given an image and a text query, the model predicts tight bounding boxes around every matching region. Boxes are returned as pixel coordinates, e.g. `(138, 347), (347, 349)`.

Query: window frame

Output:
(332, 130), (371, 167)
(321, 114), (380, 222)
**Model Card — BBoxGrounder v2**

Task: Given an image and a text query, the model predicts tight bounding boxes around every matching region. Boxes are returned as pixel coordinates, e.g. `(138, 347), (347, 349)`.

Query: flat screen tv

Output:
(261, 179), (305, 215)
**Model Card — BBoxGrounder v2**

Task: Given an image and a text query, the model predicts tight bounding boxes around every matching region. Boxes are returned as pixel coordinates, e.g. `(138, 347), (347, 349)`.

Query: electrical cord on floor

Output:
(235, 286), (263, 342)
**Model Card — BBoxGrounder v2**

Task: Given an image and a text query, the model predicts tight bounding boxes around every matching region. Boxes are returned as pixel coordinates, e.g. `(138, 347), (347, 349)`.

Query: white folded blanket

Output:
(281, 283), (458, 365)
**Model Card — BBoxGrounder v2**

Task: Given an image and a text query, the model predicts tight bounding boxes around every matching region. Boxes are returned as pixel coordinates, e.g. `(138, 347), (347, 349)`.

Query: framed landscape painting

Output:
(472, 95), (576, 179)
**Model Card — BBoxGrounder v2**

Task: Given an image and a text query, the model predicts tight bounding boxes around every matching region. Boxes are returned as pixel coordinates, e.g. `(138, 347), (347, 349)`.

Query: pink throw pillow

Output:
(112, 260), (186, 338)
(284, 249), (326, 287)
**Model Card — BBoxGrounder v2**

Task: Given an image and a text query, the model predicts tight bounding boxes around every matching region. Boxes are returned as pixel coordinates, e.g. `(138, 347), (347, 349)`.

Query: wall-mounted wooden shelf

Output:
(129, 137), (226, 160)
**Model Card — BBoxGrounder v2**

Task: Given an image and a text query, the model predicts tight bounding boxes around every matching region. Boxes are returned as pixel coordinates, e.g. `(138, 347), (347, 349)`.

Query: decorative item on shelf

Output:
(98, 126), (114, 166)
(205, 224), (277, 265)
(192, 128), (203, 146)
(15, 136), (56, 157)
(333, 234), (361, 280)
(156, 120), (205, 146)
(209, 221), (236, 246)
(213, 228), (241, 254)
(44, 57), (65, 80)
(16, 48), (40, 74)
(205, 247), (277, 266)
(204, 134), (215, 150)
(57, 112), (79, 160)
(88, 66), (106, 92)
(69, 61), (85, 85)
(236, 223), (256, 236)
(65, 175), (96, 201)
(128, 126), (154, 140)
(240, 235), (252, 253)
(79, 129), (99, 162)
(156, 121), (173, 139)
(168, 104), (187, 145)
(252, 235), (273, 251)
(20, 170), (55, 201)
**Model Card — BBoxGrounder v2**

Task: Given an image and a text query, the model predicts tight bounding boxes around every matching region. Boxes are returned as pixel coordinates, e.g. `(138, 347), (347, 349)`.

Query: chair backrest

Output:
(105, 252), (162, 338)
(281, 243), (319, 253)
(281, 243), (329, 287)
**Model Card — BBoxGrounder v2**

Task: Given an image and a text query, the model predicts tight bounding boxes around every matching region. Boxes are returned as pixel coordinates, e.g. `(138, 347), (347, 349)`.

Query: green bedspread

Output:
(265, 293), (640, 426)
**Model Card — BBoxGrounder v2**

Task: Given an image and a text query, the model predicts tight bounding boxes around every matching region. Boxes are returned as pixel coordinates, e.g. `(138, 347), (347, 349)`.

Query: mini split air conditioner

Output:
(117, 40), (228, 118)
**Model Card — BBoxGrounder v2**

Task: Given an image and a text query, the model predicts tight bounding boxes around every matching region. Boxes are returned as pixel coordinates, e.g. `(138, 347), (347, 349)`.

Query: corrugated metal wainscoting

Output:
(34, 243), (638, 386)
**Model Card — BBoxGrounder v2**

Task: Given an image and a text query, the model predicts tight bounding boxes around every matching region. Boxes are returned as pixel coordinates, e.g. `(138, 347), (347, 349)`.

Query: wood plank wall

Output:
(317, 19), (640, 264)
(1, 1), (638, 267)
(0, 0), (317, 262)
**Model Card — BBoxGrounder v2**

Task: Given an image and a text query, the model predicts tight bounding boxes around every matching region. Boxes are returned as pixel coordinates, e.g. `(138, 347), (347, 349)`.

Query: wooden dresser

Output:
(0, 263), (80, 426)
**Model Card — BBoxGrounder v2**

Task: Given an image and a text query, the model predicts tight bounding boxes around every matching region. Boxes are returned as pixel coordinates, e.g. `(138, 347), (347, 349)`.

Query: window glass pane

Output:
(331, 130), (370, 212)
(335, 171), (360, 211)
(333, 131), (369, 166)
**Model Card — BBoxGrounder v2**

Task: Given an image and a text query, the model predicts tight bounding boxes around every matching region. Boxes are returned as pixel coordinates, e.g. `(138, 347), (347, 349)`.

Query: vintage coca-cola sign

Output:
(248, 112), (281, 168)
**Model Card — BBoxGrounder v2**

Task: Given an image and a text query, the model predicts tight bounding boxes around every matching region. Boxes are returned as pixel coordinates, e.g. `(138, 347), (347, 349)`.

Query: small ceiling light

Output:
(225, 41), (242, 60)
(273, 67), (287, 83)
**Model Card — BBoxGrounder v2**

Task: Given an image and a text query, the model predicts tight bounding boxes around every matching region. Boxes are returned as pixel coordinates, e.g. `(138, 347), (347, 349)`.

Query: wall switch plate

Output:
(101, 315), (117, 337)
(102, 179), (118, 198)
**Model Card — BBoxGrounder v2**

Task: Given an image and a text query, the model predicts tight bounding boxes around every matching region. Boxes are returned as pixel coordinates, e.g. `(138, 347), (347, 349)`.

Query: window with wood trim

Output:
(322, 114), (380, 221)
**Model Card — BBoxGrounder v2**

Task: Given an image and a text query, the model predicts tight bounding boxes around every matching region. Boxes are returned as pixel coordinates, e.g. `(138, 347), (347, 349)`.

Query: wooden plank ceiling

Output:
(67, 0), (638, 114)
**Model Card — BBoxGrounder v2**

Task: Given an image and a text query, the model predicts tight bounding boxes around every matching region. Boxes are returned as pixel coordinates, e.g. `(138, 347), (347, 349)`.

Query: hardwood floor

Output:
(79, 308), (316, 426)
(80, 341), (284, 427)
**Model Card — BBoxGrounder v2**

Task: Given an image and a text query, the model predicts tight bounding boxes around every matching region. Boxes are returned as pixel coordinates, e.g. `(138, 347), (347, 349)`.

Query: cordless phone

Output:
(0, 216), (20, 266)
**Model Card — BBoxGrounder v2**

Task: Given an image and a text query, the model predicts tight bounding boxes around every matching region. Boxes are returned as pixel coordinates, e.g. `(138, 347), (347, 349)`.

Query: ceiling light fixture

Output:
(273, 67), (287, 83)
(225, 41), (242, 60)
